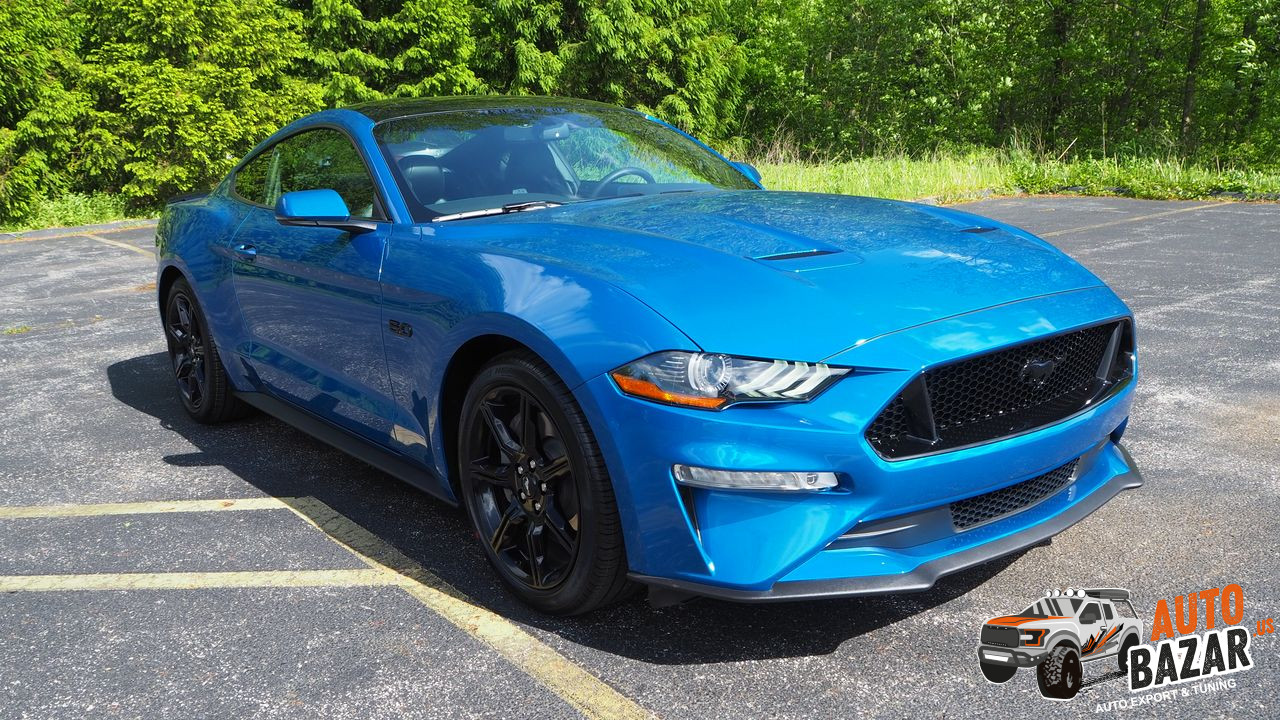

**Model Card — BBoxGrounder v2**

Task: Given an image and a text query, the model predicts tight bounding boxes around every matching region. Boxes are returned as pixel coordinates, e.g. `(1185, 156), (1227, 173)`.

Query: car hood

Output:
(452, 191), (1104, 361)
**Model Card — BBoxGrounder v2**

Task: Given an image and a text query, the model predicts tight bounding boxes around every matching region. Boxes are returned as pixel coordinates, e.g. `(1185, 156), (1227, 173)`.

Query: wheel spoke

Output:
(490, 503), (522, 554)
(469, 462), (511, 488)
(541, 503), (576, 554)
(479, 402), (521, 456)
(174, 354), (192, 379)
(524, 523), (545, 587)
(518, 393), (537, 457)
(190, 359), (205, 400)
(176, 299), (192, 329)
(540, 454), (570, 481)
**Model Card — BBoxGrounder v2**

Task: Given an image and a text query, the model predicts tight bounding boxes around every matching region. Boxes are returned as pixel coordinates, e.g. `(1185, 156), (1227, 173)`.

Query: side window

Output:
(275, 129), (381, 219)
(1104, 604), (1114, 620)
(1080, 603), (1101, 623)
(233, 148), (278, 205)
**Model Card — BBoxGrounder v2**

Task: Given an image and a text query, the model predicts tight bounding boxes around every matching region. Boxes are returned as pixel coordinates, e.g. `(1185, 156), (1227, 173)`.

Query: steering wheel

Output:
(588, 166), (656, 198)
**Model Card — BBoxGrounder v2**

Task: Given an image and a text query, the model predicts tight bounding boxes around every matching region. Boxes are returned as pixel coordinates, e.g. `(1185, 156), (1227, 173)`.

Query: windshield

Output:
(1020, 597), (1082, 617)
(373, 107), (758, 222)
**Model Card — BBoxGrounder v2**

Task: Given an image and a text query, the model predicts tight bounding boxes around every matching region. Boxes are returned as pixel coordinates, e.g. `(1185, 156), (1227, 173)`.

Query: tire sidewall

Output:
(458, 356), (612, 614)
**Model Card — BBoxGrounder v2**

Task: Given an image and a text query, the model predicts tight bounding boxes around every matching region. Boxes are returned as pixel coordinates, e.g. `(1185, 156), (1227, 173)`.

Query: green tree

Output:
(479, 0), (745, 139)
(300, 0), (484, 106)
(72, 0), (323, 206)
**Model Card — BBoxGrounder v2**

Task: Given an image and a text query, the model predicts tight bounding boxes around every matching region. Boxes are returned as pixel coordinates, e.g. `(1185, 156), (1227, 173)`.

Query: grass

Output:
(3, 325), (32, 335)
(0, 193), (139, 232)
(756, 150), (1280, 203)
(2, 153), (1277, 231)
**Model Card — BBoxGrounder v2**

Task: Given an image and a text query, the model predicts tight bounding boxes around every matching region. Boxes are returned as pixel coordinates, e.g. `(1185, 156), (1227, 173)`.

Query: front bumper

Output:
(633, 443), (1141, 602)
(978, 645), (1045, 668)
(572, 287), (1142, 602)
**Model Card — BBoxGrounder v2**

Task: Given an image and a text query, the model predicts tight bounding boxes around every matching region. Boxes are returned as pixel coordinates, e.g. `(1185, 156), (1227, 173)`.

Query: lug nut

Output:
(529, 460), (536, 469)
(517, 465), (525, 474)
(534, 502), (542, 511)
(540, 483), (547, 492)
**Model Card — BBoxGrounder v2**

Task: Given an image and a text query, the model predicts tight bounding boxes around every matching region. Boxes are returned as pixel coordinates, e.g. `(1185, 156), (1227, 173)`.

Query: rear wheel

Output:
(163, 279), (247, 423)
(1118, 634), (1139, 673)
(458, 351), (634, 615)
(1037, 645), (1082, 700)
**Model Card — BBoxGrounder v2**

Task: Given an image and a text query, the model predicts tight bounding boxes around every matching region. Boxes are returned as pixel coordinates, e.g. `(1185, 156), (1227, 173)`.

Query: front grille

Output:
(866, 320), (1132, 459)
(951, 460), (1078, 530)
(981, 624), (1021, 648)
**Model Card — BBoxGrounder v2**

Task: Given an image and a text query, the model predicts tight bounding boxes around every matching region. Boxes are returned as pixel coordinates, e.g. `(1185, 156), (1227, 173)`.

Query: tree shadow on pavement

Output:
(108, 351), (1030, 665)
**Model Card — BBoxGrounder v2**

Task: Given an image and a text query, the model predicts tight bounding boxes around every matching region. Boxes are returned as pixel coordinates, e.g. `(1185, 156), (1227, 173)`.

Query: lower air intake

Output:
(951, 459), (1079, 530)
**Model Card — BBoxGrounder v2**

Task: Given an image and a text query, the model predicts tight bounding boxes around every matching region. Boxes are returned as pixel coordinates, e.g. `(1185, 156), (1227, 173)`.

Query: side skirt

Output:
(235, 391), (457, 507)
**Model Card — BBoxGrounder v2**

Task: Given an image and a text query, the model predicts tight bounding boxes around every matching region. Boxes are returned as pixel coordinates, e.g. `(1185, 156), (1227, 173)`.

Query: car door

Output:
(228, 127), (397, 443)
(1078, 601), (1110, 657)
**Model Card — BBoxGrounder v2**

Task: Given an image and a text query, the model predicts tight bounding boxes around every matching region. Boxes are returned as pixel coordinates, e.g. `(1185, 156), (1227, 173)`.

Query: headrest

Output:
(398, 156), (445, 207)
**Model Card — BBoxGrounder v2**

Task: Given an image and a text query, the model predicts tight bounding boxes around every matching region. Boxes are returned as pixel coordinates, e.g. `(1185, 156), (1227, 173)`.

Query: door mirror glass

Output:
(275, 189), (377, 234)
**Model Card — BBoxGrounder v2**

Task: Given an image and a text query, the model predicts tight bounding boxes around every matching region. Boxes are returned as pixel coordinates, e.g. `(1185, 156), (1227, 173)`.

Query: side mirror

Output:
(275, 189), (378, 234)
(732, 161), (763, 185)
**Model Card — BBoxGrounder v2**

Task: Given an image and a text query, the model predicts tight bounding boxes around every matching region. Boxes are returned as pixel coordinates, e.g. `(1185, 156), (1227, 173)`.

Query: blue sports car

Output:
(156, 96), (1142, 614)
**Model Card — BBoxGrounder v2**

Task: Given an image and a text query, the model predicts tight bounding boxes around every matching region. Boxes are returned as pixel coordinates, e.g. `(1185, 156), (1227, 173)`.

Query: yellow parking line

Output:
(280, 496), (653, 720)
(0, 569), (402, 592)
(85, 233), (155, 257)
(0, 495), (652, 718)
(1039, 203), (1220, 237)
(0, 497), (288, 519)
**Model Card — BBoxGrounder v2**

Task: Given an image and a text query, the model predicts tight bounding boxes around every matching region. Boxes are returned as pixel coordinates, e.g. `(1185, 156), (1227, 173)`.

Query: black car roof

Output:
(346, 95), (631, 123)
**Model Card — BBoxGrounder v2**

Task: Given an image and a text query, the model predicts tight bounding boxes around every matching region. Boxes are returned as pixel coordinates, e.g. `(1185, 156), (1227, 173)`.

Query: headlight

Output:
(610, 351), (850, 410)
(1020, 628), (1047, 647)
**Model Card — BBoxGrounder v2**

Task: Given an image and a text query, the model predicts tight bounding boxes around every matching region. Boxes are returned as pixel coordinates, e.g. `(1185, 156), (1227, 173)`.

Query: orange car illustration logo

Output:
(977, 588), (1144, 701)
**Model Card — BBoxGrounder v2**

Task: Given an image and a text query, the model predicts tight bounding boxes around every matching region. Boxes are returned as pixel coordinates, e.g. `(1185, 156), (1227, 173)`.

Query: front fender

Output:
(380, 226), (699, 492)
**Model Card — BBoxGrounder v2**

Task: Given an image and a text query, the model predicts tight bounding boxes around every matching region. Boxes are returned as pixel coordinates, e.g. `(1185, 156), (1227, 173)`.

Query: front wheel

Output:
(458, 351), (635, 615)
(1037, 645), (1083, 700)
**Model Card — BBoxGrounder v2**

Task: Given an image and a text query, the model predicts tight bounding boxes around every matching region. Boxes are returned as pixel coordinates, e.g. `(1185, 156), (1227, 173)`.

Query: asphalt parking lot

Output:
(1, 196), (1277, 719)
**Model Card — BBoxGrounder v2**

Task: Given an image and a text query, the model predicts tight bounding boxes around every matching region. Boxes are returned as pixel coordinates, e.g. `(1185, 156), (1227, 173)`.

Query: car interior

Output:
(382, 120), (720, 220)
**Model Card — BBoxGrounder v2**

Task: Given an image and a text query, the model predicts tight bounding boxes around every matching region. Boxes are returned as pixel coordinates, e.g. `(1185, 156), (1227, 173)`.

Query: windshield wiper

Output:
(432, 200), (563, 223)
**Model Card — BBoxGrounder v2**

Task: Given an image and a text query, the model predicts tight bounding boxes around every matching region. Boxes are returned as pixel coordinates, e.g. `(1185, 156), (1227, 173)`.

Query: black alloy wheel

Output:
(458, 351), (633, 614)
(166, 290), (207, 410)
(466, 384), (580, 590)
(162, 279), (247, 423)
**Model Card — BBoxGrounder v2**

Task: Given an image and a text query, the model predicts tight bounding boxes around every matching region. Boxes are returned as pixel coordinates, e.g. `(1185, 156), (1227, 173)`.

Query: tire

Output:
(1037, 645), (1083, 700)
(163, 278), (249, 423)
(1118, 633), (1139, 673)
(980, 662), (1017, 683)
(457, 350), (635, 615)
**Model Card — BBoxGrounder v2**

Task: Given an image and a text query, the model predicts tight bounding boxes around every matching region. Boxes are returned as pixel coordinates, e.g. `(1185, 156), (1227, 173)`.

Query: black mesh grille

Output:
(951, 460), (1078, 530)
(981, 624), (1021, 648)
(866, 320), (1131, 459)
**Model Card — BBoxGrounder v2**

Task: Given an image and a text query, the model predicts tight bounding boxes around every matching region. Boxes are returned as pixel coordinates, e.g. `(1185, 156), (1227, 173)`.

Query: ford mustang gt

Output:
(156, 96), (1142, 614)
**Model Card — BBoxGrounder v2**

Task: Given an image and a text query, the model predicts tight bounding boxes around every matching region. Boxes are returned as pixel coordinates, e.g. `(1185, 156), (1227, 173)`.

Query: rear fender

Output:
(155, 193), (256, 391)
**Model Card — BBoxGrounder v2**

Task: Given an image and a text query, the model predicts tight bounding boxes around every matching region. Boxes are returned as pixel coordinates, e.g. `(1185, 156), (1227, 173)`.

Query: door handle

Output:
(233, 243), (258, 261)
